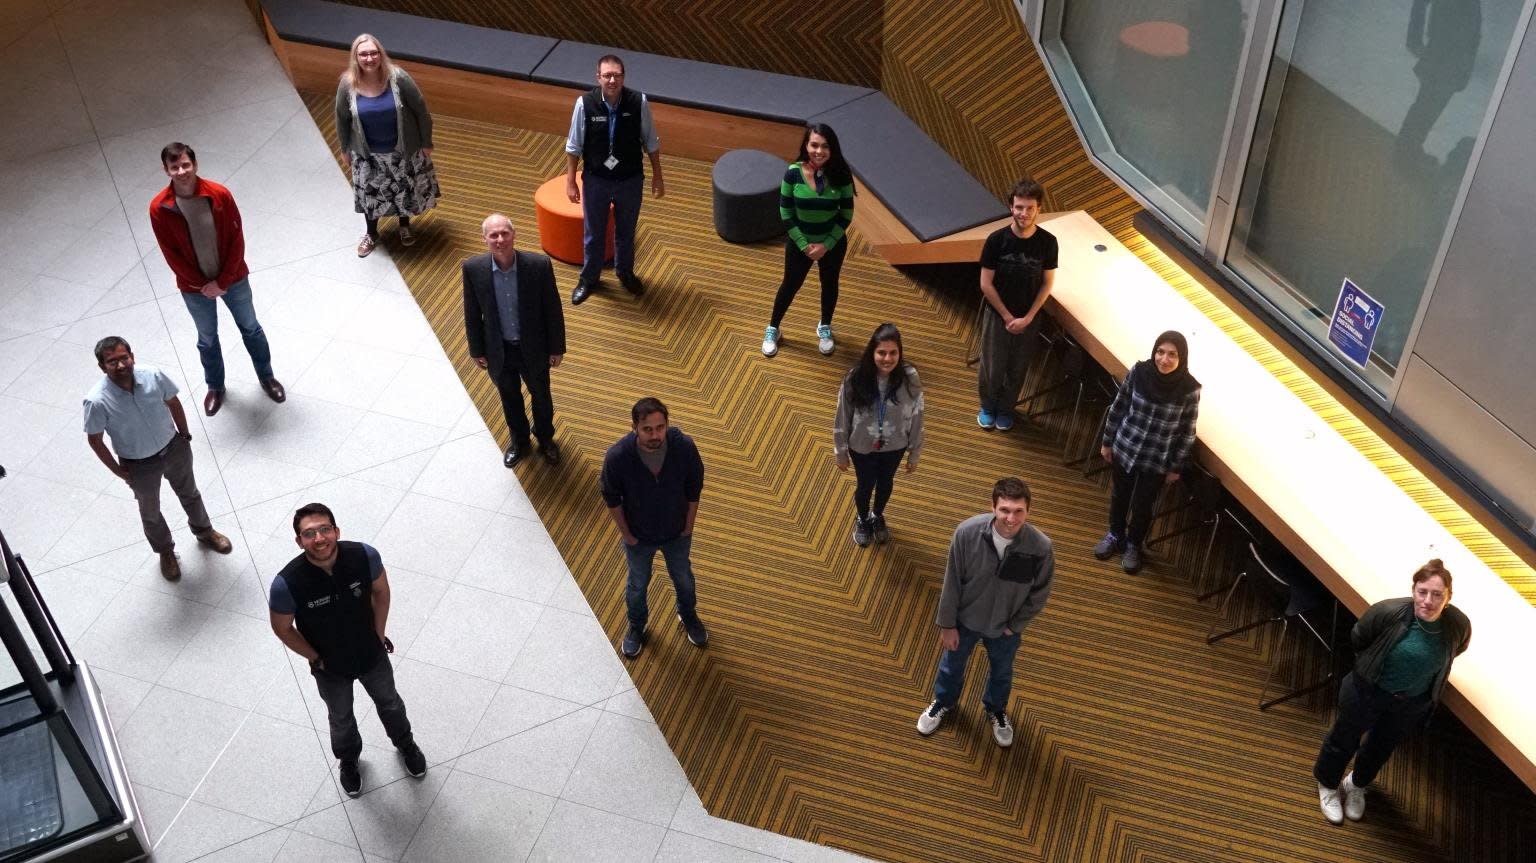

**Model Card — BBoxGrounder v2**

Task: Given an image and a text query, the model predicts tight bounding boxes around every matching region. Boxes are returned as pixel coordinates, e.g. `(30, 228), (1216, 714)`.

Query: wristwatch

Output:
(178, 431), (193, 442)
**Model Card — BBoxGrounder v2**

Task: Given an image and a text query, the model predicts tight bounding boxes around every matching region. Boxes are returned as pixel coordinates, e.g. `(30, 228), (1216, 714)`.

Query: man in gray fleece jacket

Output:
(917, 477), (1054, 747)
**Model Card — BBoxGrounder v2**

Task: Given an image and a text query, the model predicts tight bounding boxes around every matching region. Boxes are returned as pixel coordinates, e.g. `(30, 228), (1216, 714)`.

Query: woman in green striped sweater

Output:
(762, 123), (856, 357)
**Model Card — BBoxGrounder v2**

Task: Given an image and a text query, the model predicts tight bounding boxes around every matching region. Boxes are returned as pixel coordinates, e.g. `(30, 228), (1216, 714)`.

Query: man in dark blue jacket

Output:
(600, 397), (706, 658)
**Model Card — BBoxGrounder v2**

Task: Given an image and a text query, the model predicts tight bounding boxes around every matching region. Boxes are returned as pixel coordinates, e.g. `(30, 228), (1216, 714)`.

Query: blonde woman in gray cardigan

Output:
(335, 34), (439, 257)
(834, 323), (925, 547)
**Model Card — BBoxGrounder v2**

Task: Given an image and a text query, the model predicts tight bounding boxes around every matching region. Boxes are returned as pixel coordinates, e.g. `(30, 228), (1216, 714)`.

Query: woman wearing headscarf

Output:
(1092, 330), (1200, 573)
(335, 33), (440, 257)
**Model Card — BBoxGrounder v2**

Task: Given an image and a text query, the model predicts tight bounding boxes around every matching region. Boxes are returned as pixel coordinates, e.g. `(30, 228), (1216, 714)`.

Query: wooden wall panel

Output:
(880, 0), (1132, 230)
(331, 0), (884, 86)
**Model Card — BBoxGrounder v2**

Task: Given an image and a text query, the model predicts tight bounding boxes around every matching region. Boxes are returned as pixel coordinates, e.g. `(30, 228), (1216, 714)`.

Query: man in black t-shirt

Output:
(268, 502), (425, 797)
(976, 179), (1058, 432)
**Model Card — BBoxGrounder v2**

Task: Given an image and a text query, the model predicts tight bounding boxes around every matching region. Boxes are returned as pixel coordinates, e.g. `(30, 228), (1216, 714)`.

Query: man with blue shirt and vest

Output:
(916, 477), (1055, 748)
(601, 397), (707, 658)
(83, 336), (230, 582)
(565, 54), (665, 305)
(268, 502), (426, 797)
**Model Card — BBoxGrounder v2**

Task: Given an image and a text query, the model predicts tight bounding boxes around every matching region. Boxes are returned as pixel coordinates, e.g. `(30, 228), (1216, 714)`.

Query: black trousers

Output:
(493, 340), (555, 446)
(1108, 464), (1165, 545)
(1313, 672), (1432, 789)
(770, 238), (847, 328)
(850, 447), (905, 519)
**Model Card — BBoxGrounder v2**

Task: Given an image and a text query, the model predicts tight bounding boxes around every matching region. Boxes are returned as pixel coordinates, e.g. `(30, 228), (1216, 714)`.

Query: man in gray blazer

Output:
(463, 214), (566, 467)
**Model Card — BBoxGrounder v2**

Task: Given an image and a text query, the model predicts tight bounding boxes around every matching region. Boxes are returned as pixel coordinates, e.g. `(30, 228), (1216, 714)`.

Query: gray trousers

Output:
(123, 434), (211, 553)
(976, 311), (1042, 411)
(313, 657), (414, 762)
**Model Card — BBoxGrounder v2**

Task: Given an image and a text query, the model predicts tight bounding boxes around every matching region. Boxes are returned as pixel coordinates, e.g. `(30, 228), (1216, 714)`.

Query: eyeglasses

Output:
(598, 72), (624, 81)
(299, 524), (336, 540)
(357, 50), (381, 58)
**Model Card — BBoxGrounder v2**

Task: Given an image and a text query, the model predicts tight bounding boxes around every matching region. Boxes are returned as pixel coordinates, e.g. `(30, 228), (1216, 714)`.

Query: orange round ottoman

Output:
(534, 175), (614, 266)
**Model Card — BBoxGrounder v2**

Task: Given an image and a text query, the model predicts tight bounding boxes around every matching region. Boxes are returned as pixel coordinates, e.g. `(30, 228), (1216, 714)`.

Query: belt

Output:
(119, 435), (177, 464)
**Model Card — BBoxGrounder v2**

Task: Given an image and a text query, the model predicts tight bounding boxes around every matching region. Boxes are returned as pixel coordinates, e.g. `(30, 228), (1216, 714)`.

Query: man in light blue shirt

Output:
(83, 336), (230, 580)
(564, 54), (665, 305)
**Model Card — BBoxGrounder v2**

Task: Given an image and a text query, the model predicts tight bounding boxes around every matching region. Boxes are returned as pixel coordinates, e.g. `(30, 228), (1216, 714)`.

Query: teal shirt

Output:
(779, 162), (855, 252)
(1375, 618), (1448, 696)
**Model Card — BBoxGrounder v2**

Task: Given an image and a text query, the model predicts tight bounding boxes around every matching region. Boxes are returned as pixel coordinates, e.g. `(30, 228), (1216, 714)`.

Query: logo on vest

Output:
(349, 581), (363, 598)
(306, 596), (332, 609)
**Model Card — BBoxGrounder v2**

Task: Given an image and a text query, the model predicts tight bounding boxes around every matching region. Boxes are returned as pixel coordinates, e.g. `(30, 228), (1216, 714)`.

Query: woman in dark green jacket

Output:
(1313, 559), (1471, 825)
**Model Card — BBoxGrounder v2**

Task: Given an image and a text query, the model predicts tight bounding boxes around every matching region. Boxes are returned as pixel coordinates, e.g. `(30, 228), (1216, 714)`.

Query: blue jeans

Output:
(931, 624), (1022, 714)
(180, 277), (273, 390)
(622, 533), (697, 630)
(580, 171), (644, 284)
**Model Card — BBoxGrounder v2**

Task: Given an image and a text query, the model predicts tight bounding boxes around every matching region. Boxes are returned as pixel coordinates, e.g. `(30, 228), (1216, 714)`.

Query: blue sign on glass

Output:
(1328, 278), (1383, 368)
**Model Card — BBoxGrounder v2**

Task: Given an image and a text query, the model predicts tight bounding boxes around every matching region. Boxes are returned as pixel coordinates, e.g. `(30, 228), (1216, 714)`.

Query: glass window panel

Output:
(1047, 0), (1255, 233)
(1227, 0), (1524, 391)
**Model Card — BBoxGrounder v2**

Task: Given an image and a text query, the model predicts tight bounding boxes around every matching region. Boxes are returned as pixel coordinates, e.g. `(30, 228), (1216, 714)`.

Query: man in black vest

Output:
(564, 53), (665, 305)
(268, 502), (425, 797)
(463, 213), (566, 467)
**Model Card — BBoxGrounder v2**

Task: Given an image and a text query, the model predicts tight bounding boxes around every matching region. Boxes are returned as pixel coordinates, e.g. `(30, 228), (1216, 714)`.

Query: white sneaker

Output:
(989, 711), (1014, 747)
(816, 323), (835, 355)
(915, 701), (950, 736)
(1317, 782), (1344, 825)
(1341, 773), (1366, 821)
(761, 325), (779, 357)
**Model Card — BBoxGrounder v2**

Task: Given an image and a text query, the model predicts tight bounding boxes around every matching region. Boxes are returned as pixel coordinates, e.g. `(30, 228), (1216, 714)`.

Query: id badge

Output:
(603, 155), (620, 170)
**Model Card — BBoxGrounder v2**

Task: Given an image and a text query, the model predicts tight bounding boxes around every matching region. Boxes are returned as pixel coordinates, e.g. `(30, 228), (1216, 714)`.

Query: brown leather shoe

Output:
(194, 528), (232, 554)
(261, 378), (286, 403)
(204, 389), (224, 416)
(158, 551), (181, 581)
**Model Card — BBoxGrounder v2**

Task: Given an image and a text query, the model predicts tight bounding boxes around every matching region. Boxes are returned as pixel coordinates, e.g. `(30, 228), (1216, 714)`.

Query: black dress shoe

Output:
(618, 272), (645, 297)
(503, 443), (529, 468)
(539, 440), (562, 466)
(571, 280), (595, 305)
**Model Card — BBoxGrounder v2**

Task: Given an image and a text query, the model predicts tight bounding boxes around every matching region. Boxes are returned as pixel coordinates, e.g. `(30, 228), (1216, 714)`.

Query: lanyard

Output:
(873, 384), (888, 450)
(604, 98), (618, 156)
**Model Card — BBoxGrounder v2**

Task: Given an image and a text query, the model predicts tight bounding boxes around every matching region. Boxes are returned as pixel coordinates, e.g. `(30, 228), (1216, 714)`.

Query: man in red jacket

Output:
(149, 142), (284, 417)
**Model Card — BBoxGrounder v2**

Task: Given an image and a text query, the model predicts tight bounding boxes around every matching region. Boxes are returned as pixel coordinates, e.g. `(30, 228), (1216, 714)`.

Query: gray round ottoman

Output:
(712, 149), (786, 243)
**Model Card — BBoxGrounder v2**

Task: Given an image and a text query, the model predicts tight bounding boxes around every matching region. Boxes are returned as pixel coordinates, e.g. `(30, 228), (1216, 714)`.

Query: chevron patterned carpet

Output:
(301, 96), (1535, 862)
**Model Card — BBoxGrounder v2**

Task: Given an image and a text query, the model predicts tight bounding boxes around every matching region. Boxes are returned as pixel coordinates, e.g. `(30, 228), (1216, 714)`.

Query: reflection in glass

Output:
(1051, 0), (1253, 232)
(1227, 0), (1519, 388)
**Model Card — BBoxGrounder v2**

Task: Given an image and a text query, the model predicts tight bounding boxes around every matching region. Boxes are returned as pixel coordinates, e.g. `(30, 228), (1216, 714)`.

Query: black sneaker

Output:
(399, 742), (427, 777)
(677, 613), (709, 647)
(870, 514), (891, 544)
(852, 515), (872, 547)
(621, 625), (646, 658)
(339, 759), (362, 797)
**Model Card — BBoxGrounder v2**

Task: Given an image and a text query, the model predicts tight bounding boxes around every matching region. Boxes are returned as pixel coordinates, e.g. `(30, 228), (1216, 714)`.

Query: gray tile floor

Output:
(0, 0), (874, 859)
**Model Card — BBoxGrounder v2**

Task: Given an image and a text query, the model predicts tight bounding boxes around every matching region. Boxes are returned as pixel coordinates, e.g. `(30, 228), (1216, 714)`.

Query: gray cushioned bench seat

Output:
(811, 93), (1006, 243)
(262, 0), (1005, 245)
(262, 0), (557, 80)
(531, 40), (873, 125)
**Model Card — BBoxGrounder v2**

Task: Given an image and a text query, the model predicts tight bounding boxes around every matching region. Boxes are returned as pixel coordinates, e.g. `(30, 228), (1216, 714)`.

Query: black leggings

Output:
(365, 215), (411, 238)
(850, 447), (905, 519)
(770, 238), (846, 328)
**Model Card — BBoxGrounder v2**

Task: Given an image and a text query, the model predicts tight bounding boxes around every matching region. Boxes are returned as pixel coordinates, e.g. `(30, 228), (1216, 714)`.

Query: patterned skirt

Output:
(351, 150), (440, 219)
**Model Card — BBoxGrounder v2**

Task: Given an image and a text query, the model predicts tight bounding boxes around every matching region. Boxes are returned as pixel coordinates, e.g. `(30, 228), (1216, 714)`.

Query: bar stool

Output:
(1144, 459), (1223, 576)
(1206, 527), (1338, 710)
